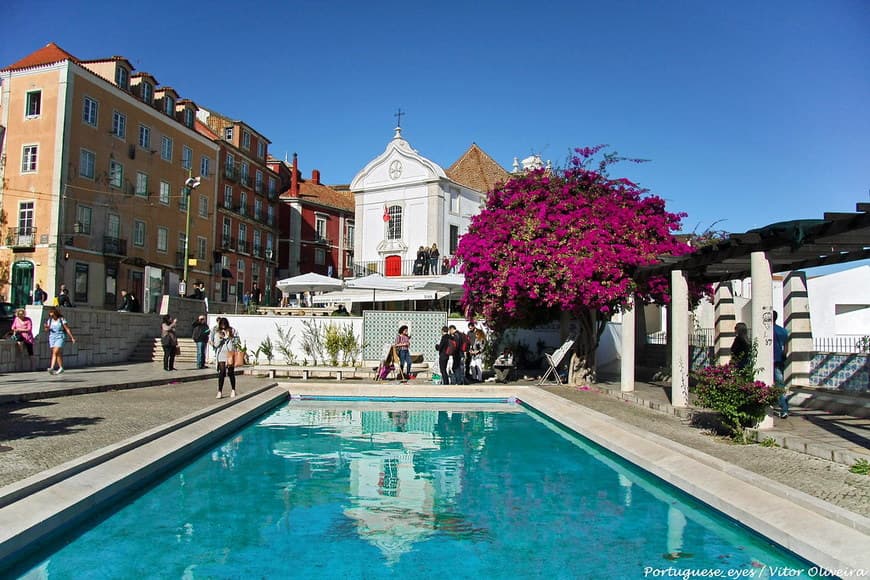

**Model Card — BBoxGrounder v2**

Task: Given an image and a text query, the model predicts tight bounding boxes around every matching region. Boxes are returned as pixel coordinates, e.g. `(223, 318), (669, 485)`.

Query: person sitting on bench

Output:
(493, 347), (515, 383)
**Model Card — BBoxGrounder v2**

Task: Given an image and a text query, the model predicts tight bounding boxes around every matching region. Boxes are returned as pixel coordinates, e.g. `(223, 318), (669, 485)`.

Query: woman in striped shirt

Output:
(394, 325), (412, 382)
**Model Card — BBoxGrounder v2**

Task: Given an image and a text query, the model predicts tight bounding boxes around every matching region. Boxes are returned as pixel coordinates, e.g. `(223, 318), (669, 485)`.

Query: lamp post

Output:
(183, 174), (202, 287)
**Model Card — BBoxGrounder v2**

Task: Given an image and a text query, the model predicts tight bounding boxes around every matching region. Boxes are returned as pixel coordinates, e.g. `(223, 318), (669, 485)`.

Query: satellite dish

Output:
(185, 176), (202, 189)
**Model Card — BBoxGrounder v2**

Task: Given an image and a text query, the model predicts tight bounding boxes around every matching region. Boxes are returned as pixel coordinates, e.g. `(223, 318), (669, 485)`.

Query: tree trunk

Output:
(568, 309), (606, 385)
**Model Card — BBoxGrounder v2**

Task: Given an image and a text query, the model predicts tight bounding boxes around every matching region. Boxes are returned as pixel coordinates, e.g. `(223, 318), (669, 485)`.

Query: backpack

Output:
(444, 336), (458, 356)
(455, 331), (469, 353)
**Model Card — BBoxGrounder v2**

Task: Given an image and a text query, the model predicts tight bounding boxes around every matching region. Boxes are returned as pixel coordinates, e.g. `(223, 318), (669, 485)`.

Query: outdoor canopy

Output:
(276, 272), (344, 295)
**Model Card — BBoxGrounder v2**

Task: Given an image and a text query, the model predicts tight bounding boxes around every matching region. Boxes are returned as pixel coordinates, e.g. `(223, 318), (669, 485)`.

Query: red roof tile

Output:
(2, 42), (79, 72)
(446, 143), (510, 193)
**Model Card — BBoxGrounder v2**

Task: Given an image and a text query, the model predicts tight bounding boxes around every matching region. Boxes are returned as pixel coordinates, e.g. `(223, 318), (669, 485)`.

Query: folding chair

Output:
(538, 338), (575, 385)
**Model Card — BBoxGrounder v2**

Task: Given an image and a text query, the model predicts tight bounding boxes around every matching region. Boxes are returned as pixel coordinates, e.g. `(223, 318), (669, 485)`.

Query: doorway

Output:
(10, 261), (34, 307)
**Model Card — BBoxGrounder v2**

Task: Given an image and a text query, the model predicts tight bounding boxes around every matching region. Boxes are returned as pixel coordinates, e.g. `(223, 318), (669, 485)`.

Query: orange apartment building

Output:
(0, 43), (220, 311)
(196, 109), (280, 306)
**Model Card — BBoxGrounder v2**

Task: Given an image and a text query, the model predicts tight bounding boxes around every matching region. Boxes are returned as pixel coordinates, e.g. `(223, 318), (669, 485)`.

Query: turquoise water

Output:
(15, 402), (809, 579)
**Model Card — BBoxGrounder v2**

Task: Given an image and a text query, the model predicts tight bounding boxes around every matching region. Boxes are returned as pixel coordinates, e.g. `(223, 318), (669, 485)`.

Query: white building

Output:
(350, 127), (509, 275)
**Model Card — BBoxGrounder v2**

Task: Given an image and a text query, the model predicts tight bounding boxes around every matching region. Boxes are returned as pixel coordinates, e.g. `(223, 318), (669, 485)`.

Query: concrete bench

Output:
(244, 365), (362, 380)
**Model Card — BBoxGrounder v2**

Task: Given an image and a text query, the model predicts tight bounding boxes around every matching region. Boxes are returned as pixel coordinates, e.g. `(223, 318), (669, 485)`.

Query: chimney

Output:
(291, 153), (299, 195)
(311, 169), (321, 185)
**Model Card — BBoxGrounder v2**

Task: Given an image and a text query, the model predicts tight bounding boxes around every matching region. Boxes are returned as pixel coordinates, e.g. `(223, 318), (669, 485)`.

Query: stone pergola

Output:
(624, 202), (870, 414)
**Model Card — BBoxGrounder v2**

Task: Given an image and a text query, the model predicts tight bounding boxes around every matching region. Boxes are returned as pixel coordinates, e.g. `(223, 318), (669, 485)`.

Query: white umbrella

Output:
(412, 273), (465, 313)
(345, 273), (411, 304)
(311, 289), (443, 304)
(411, 273), (464, 295)
(345, 273), (410, 291)
(276, 272), (344, 295)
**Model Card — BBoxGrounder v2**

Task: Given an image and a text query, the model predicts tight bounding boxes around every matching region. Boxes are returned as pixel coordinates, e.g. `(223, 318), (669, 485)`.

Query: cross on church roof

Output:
(394, 108), (404, 128)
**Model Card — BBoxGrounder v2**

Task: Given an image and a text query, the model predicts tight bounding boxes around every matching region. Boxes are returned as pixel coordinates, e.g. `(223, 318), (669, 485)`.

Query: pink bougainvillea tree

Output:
(455, 146), (696, 384)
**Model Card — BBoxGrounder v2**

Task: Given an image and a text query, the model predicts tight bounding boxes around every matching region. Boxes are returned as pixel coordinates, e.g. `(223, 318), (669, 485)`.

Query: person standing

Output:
(57, 284), (73, 307)
(469, 328), (487, 383)
(251, 282), (262, 306)
(191, 315), (210, 369)
(211, 317), (238, 398)
(428, 243), (440, 275)
(773, 311), (790, 418)
(160, 315), (178, 371)
(448, 325), (466, 385)
(465, 321), (478, 381)
(118, 290), (134, 312)
(45, 307), (75, 374)
(11, 308), (35, 369)
(394, 325), (412, 382)
(32, 283), (48, 305)
(730, 323), (751, 370)
(435, 326), (452, 385)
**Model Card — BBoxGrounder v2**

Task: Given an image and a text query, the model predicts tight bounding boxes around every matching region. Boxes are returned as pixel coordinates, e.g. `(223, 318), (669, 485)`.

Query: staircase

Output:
(129, 337), (200, 366)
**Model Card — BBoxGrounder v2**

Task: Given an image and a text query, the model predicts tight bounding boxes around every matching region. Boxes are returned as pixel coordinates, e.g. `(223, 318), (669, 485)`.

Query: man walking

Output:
(773, 311), (789, 418)
(191, 315), (210, 369)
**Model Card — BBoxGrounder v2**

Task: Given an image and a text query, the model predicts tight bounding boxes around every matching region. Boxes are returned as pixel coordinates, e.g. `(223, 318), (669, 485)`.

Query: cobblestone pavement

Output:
(543, 385), (870, 517)
(0, 378), (274, 487)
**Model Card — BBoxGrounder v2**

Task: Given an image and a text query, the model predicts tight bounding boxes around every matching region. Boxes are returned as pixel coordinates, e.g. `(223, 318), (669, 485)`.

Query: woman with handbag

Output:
(210, 317), (238, 399)
(11, 308), (35, 369)
(160, 315), (178, 371)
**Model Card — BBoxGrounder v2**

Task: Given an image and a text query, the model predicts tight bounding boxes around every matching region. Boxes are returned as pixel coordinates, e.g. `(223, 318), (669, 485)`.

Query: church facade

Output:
(350, 127), (508, 276)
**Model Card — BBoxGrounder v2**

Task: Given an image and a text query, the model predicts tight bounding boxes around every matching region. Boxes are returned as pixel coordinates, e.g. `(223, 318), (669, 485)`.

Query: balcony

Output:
(103, 236), (128, 256)
(237, 239), (248, 254)
(314, 235), (331, 246)
(175, 251), (187, 268)
(235, 203), (248, 217)
(224, 167), (239, 182)
(252, 245), (262, 258)
(221, 236), (237, 251)
(6, 226), (37, 249)
(240, 175), (251, 188)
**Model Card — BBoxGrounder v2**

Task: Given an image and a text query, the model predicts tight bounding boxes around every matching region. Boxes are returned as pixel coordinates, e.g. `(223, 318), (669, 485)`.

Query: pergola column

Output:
(750, 251), (774, 386)
(750, 251), (775, 429)
(620, 295), (636, 392)
(783, 270), (813, 388)
(670, 269), (689, 408)
(713, 282), (736, 365)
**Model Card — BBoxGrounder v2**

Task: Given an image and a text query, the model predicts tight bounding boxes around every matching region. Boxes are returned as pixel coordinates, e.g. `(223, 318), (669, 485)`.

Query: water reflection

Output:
(259, 406), (495, 562)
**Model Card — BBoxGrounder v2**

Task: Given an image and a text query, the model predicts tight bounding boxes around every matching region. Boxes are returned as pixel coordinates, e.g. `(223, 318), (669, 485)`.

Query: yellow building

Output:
(0, 43), (219, 310)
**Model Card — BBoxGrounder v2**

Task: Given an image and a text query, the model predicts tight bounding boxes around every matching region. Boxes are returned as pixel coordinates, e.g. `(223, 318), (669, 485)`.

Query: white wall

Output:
(807, 265), (870, 336)
(212, 314), (364, 365)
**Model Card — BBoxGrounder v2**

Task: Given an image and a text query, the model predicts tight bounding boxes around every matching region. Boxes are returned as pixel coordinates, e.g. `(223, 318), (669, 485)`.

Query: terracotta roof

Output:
(2, 42), (79, 72)
(445, 143), (510, 193)
(283, 180), (355, 213)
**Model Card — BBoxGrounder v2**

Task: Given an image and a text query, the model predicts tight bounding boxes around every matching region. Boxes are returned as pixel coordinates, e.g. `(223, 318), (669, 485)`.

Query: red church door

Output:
(385, 255), (402, 277)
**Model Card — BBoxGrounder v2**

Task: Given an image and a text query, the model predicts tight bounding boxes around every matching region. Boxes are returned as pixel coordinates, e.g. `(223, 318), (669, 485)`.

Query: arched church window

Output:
(386, 205), (402, 240)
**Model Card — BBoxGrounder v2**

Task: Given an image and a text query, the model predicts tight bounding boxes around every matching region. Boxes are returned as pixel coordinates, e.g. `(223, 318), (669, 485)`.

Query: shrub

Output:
(274, 324), (296, 365)
(258, 336), (274, 364)
(850, 459), (870, 476)
(324, 323), (342, 366)
(692, 349), (783, 444)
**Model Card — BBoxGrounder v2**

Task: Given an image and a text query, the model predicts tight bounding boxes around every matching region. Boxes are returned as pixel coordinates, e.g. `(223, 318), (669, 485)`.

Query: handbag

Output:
(175, 345), (181, 355)
(231, 350), (245, 367)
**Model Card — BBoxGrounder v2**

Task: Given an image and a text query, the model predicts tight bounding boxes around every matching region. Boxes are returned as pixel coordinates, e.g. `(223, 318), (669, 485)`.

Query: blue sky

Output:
(3, 0), (869, 237)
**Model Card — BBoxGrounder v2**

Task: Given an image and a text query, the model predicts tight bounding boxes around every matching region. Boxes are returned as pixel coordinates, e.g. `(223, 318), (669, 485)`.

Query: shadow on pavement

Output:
(0, 401), (104, 442)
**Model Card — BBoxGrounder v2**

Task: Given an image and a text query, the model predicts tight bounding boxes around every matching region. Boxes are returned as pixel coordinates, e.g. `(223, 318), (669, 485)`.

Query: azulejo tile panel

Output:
(363, 311), (447, 363)
(809, 353), (869, 393)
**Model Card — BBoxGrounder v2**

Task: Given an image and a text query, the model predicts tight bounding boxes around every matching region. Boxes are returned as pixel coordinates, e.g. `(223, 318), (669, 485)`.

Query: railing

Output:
(175, 251), (186, 268)
(646, 329), (715, 348)
(6, 226), (37, 248)
(236, 203), (247, 217)
(348, 258), (455, 278)
(103, 236), (127, 255)
(221, 236), (236, 251)
(314, 236), (331, 246)
(225, 167), (239, 181)
(814, 335), (869, 354)
(252, 246), (262, 258)
(240, 175), (250, 187)
(237, 239), (248, 253)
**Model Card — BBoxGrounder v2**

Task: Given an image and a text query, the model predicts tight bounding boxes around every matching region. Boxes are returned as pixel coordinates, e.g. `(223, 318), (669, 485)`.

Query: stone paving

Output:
(0, 363), (868, 519)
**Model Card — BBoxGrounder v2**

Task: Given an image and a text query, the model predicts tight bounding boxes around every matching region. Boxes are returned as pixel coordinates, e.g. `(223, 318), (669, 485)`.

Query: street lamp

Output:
(183, 174), (202, 287)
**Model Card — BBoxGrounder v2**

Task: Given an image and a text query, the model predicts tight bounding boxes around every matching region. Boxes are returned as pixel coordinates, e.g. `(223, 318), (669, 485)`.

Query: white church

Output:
(350, 126), (512, 276)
